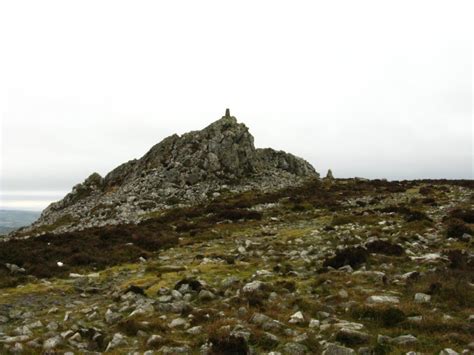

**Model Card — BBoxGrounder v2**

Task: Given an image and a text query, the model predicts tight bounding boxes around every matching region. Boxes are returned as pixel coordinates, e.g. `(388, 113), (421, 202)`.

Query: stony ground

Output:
(0, 179), (473, 354)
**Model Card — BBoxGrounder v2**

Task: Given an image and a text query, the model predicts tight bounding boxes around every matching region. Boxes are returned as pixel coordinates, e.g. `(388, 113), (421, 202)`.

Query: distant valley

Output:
(0, 210), (40, 235)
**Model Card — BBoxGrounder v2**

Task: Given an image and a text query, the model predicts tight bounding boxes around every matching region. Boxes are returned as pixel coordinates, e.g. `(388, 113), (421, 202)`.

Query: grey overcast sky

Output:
(0, 0), (473, 210)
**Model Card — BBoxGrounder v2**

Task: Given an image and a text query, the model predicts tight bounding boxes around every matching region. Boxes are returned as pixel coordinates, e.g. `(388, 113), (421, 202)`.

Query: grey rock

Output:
(243, 281), (265, 293)
(391, 334), (418, 346)
(158, 295), (173, 303)
(43, 335), (63, 350)
(28, 321), (43, 329)
(322, 344), (356, 355)
(366, 295), (399, 304)
(5, 263), (26, 274)
(198, 290), (215, 301)
(169, 317), (188, 329)
(263, 332), (280, 346)
(250, 313), (272, 325)
(46, 321), (59, 331)
(288, 311), (305, 324)
(414, 293), (431, 303)
(171, 290), (182, 300)
(186, 326), (203, 335)
(222, 276), (240, 288)
(158, 345), (190, 354)
(377, 334), (392, 345)
(105, 309), (122, 324)
(0, 335), (30, 344)
(13, 326), (32, 336)
(10, 342), (24, 353)
(283, 342), (308, 354)
(146, 334), (164, 348)
(105, 333), (126, 352)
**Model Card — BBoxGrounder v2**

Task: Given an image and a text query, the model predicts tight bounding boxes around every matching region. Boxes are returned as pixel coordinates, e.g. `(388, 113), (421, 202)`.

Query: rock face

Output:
(24, 111), (318, 234)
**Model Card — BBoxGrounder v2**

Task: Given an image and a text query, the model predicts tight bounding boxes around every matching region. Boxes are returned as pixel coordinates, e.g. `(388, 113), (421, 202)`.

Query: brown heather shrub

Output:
(445, 218), (472, 239)
(351, 305), (406, 327)
(323, 246), (369, 269)
(209, 334), (249, 355)
(249, 328), (279, 350)
(365, 240), (405, 256)
(421, 197), (437, 205)
(211, 208), (262, 222)
(118, 317), (166, 337)
(205, 319), (249, 355)
(445, 249), (474, 270)
(0, 219), (178, 281)
(449, 208), (474, 223)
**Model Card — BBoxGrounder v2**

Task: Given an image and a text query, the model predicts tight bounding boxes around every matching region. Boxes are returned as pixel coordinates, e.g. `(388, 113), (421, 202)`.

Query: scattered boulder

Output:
(169, 317), (188, 329)
(439, 349), (459, 355)
(175, 278), (203, 293)
(198, 289), (216, 301)
(105, 333), (126, 351)
(242, 281), (265, 293)
(5, 264), (25, 274)
(43, 335), (63, 351)
(146, 334), (164, 348)
(282, 342), (308, 354)
(414, 293), (431, 303)
(322, 344), (356, 355)
(390, 334), (418, 346)
(366, 295), (400, 305)
(289, 311), (305, 324)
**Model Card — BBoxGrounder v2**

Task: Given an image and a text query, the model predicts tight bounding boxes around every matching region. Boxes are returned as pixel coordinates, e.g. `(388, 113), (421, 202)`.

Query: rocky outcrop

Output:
(23, 111), (318, 235)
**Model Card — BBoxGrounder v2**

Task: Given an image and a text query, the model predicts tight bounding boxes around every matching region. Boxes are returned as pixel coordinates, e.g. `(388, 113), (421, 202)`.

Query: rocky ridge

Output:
(21, 111), (317, 236)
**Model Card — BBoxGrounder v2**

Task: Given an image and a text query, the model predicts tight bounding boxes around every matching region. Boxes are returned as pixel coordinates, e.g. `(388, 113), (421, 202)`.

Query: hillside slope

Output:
(0, 179), (473, 354)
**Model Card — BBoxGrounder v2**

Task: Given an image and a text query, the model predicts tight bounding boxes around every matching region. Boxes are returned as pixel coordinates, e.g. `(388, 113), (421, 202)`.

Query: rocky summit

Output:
(21, 111), (317, 236)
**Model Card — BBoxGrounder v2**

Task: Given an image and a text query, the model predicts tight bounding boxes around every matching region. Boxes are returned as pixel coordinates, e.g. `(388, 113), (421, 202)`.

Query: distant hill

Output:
(0, 210), (40, 235)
